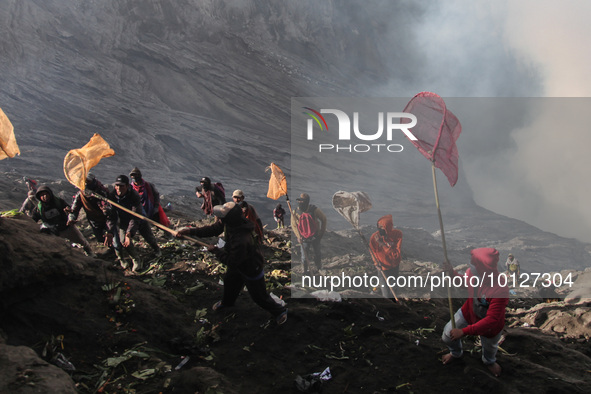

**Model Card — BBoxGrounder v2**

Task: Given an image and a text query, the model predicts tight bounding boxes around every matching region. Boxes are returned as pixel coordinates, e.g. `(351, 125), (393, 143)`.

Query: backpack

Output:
(297, 206), (318, 239)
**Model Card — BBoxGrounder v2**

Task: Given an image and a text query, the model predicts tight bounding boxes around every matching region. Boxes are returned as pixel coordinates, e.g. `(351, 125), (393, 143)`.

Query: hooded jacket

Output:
(459, 248), (509, 338)
(32, 186), (70, 231)
(369, 215), (403, 270)
(186, 205), (264, 278)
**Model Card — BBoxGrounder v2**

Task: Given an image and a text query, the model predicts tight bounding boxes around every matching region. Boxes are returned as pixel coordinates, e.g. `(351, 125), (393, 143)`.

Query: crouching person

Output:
(176, 202), (287, 325)
(441, 247), (509, 377)
(32, 185), (95, 257)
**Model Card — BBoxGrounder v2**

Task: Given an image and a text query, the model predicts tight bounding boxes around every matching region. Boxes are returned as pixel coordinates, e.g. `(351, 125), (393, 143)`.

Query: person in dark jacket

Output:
(66, 173), (118, 247)
(195, 177), (225, 216)
(19, 189), (38, 217)
(176, 201), (287, 325)
(129, 167), (169, 226)
(32, 185), (95, 257)
(441, 247), (509, 377)
(273, 203), (286, 229)
(105, 175), (161, 272)
(19, 176), (39, 216)
(232, 189), (264, 244)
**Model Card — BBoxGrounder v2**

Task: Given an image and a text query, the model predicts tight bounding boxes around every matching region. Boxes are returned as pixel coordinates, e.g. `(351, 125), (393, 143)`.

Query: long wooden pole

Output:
(91, 192), (209, 247)
(431, 163), (456, 329)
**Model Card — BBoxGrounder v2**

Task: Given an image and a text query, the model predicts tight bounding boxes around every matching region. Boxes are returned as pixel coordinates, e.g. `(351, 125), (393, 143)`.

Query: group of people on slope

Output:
(23, 169), (166, 271)
(21, 173), (518, 370)
(22, 171), (288, 325)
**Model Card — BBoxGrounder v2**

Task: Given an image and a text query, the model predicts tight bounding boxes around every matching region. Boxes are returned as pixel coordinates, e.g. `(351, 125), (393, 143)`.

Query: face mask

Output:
(378, 228), (386, 236)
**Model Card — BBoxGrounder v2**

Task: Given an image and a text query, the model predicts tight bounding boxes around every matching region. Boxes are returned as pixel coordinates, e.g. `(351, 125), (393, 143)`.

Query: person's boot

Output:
(115, 249), (128, 269)
(131, 257), (143, 272)
(128, 247), (142, 272)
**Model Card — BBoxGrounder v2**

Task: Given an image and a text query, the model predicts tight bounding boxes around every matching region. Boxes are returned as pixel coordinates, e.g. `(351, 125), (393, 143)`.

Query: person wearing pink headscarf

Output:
(441, 247), (509, 377)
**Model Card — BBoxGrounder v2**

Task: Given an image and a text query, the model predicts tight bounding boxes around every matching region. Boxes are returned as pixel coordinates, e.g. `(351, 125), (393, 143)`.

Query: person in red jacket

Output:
(369, 214), (403, 298)
(441, 247), (509, 377)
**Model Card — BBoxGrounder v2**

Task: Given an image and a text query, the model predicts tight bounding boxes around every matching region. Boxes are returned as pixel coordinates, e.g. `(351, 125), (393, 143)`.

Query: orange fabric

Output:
(266, 163), (287, 200)
(63, 134), (115, 190)
(0, 107), (20, 160)
(369, 215), (403, 270)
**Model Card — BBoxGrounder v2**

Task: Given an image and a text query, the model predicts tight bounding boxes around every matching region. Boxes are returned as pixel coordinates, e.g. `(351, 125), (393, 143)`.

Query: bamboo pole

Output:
(91, 192), (209, 247)
(431, 162), (456, 329)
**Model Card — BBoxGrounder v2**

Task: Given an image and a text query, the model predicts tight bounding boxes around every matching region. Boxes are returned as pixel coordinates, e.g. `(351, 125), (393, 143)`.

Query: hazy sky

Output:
(388, 0), (591, 242)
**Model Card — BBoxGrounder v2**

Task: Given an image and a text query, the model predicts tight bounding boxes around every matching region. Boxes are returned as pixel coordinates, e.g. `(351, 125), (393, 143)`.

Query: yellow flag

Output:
(266, 163), (287, 200)
(63, 133), (115, 190)
(0, 107), (20, 160)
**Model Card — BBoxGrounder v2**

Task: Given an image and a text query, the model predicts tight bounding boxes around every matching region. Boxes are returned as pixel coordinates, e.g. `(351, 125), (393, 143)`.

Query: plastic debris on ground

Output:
(295, 367), (332, 393)
(175, 356), (190, 370)
(310, 290), (342, 302)
(270, 292), (287, 306)
(51, 352), (76, 371)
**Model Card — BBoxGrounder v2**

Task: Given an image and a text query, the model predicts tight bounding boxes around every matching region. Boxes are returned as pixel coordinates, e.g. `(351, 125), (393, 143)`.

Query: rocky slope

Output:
(1, 180), (591, 393)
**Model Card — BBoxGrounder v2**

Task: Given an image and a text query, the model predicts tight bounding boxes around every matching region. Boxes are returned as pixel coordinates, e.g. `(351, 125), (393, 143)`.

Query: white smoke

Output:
(383, 0), (591, 242)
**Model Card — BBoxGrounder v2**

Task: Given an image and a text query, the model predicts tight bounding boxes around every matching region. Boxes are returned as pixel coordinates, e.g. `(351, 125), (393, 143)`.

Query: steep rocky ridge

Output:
(0, 0), (590, 273)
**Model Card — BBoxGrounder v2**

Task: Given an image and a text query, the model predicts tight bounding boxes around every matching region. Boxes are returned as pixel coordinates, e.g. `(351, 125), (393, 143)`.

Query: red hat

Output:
(471, 248), (499, 273)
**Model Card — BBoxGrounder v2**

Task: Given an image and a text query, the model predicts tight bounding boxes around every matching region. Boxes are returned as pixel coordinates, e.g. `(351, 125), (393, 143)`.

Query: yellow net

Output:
(63, 133), (115, 190)
(0, 107), (20, 160)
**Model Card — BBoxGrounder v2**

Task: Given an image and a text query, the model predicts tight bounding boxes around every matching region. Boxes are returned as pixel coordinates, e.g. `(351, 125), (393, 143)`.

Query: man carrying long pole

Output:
(266, 163), (313, 274)
(402, 92), (462, 327)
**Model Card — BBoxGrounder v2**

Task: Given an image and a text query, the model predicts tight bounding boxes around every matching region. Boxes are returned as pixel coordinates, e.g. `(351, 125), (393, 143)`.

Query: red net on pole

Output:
(402, 92), (462, 186)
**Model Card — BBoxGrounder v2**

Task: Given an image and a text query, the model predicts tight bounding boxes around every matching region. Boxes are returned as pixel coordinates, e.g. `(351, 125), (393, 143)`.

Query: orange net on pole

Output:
(266, 162), (288, 200)
(63, 133), (115, 190)
(0, 107), (20, 160)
